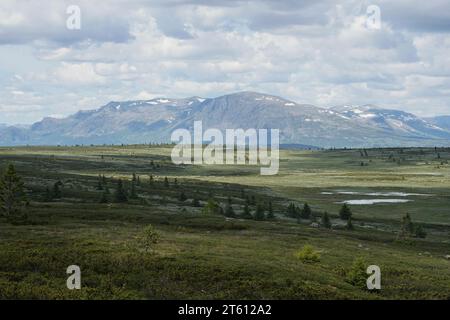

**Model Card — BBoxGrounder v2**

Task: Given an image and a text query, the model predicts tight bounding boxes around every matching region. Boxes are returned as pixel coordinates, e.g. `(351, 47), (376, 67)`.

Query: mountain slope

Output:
(426, 116), (450, 132)
(1, 92), (449, 147)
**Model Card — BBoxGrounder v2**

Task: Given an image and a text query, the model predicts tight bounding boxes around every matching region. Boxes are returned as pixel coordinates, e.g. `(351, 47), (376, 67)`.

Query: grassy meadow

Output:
(0, 145), (449, 299)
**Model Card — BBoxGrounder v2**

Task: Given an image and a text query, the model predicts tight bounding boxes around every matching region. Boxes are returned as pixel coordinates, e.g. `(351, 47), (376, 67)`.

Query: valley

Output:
(0, 145), (449, 299)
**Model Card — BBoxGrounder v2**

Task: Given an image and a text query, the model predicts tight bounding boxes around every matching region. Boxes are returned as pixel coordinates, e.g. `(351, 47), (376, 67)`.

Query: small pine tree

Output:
(399, 213), (414, 238)
(339, 203), (352, 220)
(53, 181), (62, 199)
(149, 175), (154, 185)
(399, 213), (427, 239)
(301, 203), (312, 219)
(96, 178), (103, 191)
(130, 181), (138, 199)
(287, 203), (299, 218)
(225, 198), (236, 218)
(114, 179), (128, 203)
(254, 204), (265, 221)
(164, 177), (169, 188)
(346, 257), (367, 289)
(321, 212), (331, 229)
(0, 164), (27, 223)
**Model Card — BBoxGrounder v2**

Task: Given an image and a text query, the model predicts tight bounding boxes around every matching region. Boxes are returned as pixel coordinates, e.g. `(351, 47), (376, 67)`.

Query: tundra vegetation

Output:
(0, 145), (449, 299)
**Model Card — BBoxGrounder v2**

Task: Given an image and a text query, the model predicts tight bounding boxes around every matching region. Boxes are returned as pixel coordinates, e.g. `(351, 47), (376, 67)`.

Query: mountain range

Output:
(1, 91), (450, 148)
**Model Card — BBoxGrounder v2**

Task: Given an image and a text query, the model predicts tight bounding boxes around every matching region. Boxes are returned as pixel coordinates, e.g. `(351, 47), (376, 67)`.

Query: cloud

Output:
(0, 0), (133, 45)
(0, 0), (449, 124)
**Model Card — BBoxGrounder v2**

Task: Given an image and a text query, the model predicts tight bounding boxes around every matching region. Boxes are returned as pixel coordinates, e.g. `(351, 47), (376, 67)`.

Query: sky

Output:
(1, 0), (450, 124)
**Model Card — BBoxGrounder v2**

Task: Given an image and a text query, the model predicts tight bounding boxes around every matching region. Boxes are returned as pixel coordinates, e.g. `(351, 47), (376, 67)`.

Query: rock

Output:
(310, 222), (319, 228)
(445, 255), (450, 260)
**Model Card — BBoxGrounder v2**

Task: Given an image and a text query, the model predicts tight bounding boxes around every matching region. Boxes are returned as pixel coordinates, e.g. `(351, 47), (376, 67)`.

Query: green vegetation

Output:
(0, 164), (27, 223)
(294, 245), (321, 263)
(346, 257), (368, 289)
(339, 203), (352, 220)
(0, 145), (449, 299)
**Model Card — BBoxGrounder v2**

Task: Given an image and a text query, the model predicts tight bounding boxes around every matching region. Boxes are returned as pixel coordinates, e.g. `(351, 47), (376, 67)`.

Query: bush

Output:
(202, 199), (221, 215)
(295, 245), (320, 263)
(136, 225), (160, 252)
(346, 257), (367, 289)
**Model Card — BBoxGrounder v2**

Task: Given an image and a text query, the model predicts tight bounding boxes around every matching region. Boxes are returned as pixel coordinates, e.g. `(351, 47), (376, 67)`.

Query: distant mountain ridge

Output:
(0, 91), (449, 148)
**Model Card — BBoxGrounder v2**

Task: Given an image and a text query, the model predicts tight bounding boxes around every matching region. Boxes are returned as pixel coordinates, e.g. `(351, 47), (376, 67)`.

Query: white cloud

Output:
(0, 0), (449, 124)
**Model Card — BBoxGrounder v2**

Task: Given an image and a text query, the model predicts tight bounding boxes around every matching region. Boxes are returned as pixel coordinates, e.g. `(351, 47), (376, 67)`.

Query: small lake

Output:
(338, 199), (412, 205)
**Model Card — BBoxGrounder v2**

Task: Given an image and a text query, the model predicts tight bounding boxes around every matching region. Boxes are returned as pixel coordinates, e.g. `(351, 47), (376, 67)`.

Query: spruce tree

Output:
(96, 176), (103, 190)
(130, 181), (138, 199)
(114, 179), (128, 203)
(321, 212), (331, 229)
(339, 203), (352, 220)
(225, 197), (235, 217)
(301, 203), (312, 219)
(164, 177), (169, 188)
(399, 213), (414, 239)
(53, 181), (62, 199)
(0, 164), (27, 222)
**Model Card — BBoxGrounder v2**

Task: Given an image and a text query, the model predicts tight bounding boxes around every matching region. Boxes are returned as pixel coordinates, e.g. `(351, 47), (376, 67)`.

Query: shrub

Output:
(202, 198), (221, 215)
(136, 225), (160, 252)
(295, 245), (320, 263)
(346, 257), (367, 289)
